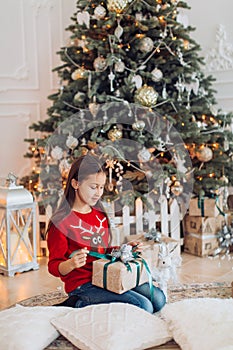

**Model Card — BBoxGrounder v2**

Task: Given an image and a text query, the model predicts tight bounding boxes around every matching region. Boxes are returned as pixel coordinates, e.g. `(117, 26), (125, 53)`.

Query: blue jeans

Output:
(69, 282), (166, 314)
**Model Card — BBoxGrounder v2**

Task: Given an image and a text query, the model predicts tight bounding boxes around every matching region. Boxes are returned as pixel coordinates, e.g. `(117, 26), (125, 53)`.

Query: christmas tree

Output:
(22, 0), (233, 212)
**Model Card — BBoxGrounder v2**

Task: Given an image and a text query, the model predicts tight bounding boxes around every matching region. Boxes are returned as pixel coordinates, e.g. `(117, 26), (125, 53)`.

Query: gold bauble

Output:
(87, 141), (98, 150)
(89, 102), (100, 117)
(71, 68), (87, 80)
(134, 85), (158, 107)
(171, 181), (183, 196)
(196, 146), (213, 162)
(108, 126), (123, 141)
(93, 56), (107, 72)
(139, 37), (154, 53)
(107, 0), (129, 13)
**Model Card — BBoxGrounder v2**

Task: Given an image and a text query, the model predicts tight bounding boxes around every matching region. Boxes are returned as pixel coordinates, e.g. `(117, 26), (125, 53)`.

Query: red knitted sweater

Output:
(47, 208), (110, 293)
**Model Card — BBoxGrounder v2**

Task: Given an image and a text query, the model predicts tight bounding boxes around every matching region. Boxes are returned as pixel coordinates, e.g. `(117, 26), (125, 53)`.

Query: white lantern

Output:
(0, 173), (39, 276)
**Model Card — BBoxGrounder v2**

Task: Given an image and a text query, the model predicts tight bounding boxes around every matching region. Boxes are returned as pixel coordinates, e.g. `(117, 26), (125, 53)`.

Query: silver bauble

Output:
(132, 120), (145, 131)
(134, 85), (158, 107)
(139, 37), (154, 53)
(171, 181), (183, 196)
(93, 56), (107, 72)
(74, 92), (86, 103)
(138, 147), (151, 162)
(220, 175), (229, 184)
(94, 5), (106, 19)
(151, 68), (163, 82)
(114, 60), (125, 73)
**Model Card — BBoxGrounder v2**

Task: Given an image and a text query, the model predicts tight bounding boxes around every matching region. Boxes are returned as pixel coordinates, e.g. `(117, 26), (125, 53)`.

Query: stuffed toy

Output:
(152, 242), (181, 300)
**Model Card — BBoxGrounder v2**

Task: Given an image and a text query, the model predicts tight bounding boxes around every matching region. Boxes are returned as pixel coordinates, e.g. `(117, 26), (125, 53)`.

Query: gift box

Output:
(92, 258), (149, 294)
(184, 233), (219, 257)
(226, 211), (233, 226)
(189, 196), (223, 217)
(125, 233), (179, 269)
(184, 215), (225, 235)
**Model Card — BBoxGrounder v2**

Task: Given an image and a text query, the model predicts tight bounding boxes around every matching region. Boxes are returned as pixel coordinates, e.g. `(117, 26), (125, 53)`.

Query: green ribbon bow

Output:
(198, 193), (225, 217)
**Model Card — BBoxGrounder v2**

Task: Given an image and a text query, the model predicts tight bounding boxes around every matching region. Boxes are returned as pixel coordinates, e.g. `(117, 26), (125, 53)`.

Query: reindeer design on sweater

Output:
(70, 215), (107, 249)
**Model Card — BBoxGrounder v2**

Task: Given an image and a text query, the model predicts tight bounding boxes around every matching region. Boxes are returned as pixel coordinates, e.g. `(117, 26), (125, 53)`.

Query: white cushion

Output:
(51, 302), (172, 350)
(0, 304), (71, 350)
(161, 298), (233, 350)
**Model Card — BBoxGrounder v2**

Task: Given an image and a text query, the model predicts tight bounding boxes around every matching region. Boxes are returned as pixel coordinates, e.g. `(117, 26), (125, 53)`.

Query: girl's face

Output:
(74, 172), (106, 207)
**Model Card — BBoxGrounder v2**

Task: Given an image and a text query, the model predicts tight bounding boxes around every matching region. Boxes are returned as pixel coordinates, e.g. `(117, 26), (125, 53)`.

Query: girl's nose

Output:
(95, 187), (103, 195)
(95, 187), (101, 196)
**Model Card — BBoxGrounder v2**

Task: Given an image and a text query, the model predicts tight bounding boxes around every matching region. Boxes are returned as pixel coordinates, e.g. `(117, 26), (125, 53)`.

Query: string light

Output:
(183, 40), (189, 49)
(159, 16), (165, 23)
(136, 34), (145, 39)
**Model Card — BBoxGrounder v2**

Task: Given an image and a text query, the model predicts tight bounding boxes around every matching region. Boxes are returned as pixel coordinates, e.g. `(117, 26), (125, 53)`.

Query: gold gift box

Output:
(92, 258), (149, 294)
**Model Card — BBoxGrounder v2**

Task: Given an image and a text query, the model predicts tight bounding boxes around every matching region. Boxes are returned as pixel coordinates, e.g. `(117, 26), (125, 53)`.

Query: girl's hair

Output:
(47, 154), (112, 244)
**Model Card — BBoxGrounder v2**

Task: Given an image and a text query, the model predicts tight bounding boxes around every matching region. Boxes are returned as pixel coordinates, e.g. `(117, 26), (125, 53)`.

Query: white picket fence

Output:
(36, 195), (182, 257)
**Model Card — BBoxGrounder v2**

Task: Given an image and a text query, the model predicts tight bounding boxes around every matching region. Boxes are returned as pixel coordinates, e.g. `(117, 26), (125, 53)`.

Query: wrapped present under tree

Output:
(184, 215), (225, 235)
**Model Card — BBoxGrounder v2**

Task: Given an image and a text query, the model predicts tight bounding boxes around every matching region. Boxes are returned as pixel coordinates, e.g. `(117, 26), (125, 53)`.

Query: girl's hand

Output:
(128, 241), (144, 253)
(70, 247), (89, 269)
(58, 247), (89, 276)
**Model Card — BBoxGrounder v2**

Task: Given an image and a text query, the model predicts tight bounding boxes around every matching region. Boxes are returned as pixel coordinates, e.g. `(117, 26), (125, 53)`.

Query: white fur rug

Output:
(161, 298), (233, 350)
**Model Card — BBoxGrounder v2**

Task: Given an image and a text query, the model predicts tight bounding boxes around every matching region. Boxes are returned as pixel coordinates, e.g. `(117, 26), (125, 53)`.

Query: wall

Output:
(186, 0), (233, 113)
(0, 0), (232, 183)
(0, 0), (75, 183)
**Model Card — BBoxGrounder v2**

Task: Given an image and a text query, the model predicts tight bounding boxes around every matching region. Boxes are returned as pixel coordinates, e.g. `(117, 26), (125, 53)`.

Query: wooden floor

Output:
(0, 252), (233, 311)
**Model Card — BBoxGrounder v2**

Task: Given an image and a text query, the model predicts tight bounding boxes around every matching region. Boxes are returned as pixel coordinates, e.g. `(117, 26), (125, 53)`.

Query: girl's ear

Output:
(71, 178), (79, 190)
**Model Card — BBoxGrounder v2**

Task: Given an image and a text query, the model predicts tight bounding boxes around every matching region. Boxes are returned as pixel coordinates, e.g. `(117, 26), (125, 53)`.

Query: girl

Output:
(47, 154), (166, 313)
